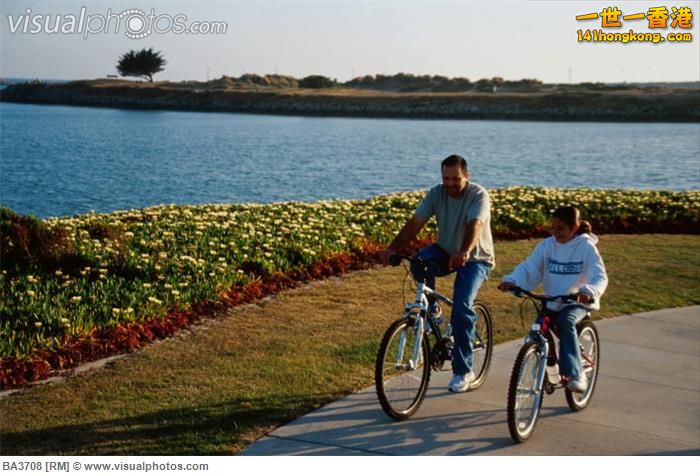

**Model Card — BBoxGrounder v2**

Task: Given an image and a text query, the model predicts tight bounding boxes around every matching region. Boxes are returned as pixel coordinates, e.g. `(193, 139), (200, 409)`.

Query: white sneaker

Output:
(567, 373), (588, 394)
(448, 371), (475, 393)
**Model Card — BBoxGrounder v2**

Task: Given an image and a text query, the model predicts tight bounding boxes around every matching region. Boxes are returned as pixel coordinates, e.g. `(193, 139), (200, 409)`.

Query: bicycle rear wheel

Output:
(566, 321), (600, 411)
(375, 317), (431, 420)
(469, 301), (493, 390)
(507, 341), (545, 442)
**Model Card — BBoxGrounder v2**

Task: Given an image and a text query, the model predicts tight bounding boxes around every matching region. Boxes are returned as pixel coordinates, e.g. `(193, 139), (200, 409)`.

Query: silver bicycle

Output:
(505, 286), (600, 442)
(374, 254), (494, 420)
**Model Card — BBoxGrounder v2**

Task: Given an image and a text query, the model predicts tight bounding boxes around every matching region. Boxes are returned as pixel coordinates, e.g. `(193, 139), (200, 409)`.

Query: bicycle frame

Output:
(526, 313), (561, 396)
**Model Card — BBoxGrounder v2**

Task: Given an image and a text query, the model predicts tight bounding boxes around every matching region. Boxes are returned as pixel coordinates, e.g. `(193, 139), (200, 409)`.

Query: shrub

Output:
(298, 75), (336, 89)
(0, 207), (81, 274)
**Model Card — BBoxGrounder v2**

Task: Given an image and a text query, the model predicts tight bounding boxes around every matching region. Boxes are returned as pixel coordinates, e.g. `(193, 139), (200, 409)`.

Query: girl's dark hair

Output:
(552, 205), (592, 235)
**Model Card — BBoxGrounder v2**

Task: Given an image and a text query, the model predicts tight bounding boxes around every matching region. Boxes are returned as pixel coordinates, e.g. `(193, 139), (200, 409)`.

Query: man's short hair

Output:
(441, 154), (468, 172)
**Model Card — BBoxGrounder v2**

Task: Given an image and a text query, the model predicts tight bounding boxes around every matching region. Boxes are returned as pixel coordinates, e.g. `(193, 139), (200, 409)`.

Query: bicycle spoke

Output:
(516, 387), (538, 396)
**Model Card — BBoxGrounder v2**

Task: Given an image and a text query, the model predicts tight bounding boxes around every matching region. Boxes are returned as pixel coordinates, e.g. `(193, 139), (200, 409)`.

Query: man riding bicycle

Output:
(381, 154), (495, 393)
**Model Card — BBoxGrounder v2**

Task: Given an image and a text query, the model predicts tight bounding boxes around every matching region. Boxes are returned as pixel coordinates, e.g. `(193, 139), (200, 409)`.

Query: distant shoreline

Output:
(2, 79), (700, 122)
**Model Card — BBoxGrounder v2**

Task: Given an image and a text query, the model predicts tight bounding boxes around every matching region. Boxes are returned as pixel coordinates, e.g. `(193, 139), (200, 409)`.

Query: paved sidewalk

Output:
(241, 306), (700, 456)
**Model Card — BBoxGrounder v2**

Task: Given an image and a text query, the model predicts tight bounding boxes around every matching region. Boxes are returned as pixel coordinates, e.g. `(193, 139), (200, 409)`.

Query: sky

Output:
(1, 0), (699, 84)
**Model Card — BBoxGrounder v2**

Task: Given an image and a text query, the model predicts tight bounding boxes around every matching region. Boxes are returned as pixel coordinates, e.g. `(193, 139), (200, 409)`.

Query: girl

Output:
(498, 205), (608, 393)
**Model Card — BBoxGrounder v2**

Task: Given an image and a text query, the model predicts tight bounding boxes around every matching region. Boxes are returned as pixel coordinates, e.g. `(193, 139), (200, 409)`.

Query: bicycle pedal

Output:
(543, 381), (556, 395)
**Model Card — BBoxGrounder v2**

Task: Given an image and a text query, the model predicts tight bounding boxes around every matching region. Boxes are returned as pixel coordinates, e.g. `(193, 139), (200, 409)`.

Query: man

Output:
(381, 154), (495, 393)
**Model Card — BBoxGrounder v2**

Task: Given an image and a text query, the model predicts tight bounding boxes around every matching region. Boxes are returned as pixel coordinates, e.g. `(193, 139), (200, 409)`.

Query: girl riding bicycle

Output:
(498, 205), (608, 393)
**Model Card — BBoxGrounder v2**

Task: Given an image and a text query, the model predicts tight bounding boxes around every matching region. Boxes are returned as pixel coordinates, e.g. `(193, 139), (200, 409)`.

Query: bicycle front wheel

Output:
(469, 301), (493, 390)
(566, 321), (600, 411)
(507, 341), (545, 442)
(375, 317), (431, 421)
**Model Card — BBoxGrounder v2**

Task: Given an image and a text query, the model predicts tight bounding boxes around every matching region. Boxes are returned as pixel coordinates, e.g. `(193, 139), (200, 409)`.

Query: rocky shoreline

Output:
(2, 79), (699, 122)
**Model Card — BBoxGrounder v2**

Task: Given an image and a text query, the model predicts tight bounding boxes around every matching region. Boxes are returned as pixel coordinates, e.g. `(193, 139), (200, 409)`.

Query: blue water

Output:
(1, 102), (699, 218)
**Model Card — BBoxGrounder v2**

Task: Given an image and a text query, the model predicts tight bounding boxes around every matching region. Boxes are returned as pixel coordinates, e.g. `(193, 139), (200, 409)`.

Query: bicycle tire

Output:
(375, 317), (431, 420)
(507, 340), (545, 442)
(469, 301), (493, 390)
(565, 320), (600, 411)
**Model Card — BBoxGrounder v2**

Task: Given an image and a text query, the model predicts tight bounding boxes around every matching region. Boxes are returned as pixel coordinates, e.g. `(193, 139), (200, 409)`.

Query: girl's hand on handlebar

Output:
(576, 292), (593, 304)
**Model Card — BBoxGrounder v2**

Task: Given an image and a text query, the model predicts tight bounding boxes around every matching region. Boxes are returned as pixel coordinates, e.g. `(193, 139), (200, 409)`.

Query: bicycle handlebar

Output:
(506, 285), (589, 305)
(388, 253), (425, 267)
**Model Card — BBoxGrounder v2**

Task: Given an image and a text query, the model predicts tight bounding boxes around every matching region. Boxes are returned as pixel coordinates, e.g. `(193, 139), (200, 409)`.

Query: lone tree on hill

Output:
(116, 48), (166, 82)
(299, 75), (336, 89)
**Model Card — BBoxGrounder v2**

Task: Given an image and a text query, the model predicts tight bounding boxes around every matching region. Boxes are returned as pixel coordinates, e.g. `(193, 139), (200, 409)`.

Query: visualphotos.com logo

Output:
(5, 7), (228, 39)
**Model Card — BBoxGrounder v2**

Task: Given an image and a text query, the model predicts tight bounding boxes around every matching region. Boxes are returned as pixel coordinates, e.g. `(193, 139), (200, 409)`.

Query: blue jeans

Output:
(410, 244), (491, 376)
(550, 305), (589, 379)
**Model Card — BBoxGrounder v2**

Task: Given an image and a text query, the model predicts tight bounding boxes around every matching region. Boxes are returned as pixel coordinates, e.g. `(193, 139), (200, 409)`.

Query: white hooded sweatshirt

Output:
(502, 233), (608, 311)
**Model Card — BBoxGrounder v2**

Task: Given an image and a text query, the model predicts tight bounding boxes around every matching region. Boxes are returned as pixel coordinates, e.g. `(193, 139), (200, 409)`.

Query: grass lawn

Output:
(1, 234), (699, 455)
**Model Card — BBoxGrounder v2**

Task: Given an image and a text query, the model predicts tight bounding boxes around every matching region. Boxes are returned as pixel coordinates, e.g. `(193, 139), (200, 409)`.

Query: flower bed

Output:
(1, 187), (698, 388)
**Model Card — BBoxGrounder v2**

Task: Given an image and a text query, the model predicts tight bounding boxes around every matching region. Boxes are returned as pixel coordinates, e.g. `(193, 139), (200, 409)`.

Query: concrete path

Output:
(241, 306), (700, 456)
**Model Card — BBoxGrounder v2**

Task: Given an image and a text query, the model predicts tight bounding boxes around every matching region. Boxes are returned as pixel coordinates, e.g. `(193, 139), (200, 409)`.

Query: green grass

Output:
(1, 234), (699, 455)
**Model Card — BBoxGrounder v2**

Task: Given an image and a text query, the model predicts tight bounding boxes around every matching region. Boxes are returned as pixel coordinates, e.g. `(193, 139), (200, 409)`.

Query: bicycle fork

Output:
(394, 312), (425, 371)
(531, 335), (549, 396)
(410, 316), (425, 370)
(395, 283), (430, 371)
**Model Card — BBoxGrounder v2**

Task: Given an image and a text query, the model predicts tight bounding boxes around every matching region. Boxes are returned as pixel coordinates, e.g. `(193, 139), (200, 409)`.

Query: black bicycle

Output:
(505, 286), (600, 442)
(375, 254), (494, 420)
